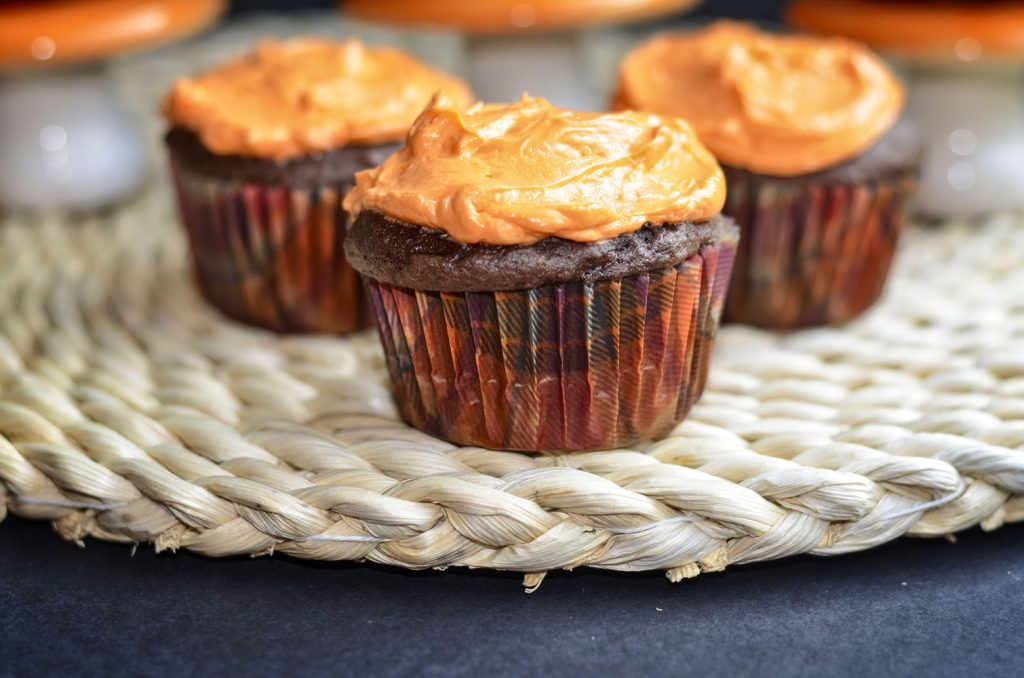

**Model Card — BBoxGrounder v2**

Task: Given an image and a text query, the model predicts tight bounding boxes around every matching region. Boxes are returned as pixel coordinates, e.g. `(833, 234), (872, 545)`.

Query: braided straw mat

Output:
(3, 196), (1024, 588)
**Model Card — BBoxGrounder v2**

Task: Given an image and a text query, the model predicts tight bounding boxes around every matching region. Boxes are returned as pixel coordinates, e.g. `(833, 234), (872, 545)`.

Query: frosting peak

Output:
(614, 22), (905, 176)
(343, 95), (726, 245)
(163, 39), (473, 159)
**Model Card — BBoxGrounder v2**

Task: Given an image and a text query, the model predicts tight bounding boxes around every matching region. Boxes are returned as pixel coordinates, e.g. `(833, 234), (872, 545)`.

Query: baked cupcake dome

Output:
(344, 95), (738, 452)
(163, 39), (473, 334)
(615, 22), (921, 329)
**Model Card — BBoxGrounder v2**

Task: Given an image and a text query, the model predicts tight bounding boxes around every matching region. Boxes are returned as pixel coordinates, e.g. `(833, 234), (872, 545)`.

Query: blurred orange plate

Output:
(0, 0), (226, 68)
(343, 0), (701, 34)
(788, 0), (1024, 62)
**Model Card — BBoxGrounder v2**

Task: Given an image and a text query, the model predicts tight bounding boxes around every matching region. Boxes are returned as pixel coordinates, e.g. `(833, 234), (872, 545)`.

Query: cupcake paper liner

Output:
(723, 169), (917, 329)
(363, 240), (736, 453)
(170, 163), (369, 334)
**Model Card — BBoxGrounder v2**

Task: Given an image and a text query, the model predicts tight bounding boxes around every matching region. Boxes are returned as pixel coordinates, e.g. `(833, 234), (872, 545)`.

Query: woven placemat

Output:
(3, 195), (1023, 587)
(3, 18), (1024, 588)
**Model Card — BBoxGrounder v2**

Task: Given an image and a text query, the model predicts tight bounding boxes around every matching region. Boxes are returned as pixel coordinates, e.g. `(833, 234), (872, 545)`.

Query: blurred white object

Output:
(343, 0), (701, 110)
(906, 65), (1024, 219)
(0, 70), (147, 210)
(0, 0), (225, 211)
(467, 33), (598, 109)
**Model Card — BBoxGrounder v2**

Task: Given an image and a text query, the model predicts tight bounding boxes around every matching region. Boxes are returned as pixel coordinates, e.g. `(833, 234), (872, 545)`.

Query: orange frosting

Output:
(614, 22), (905, 176)
(343, 95), (725, 246)
(163, 39), (474, 159)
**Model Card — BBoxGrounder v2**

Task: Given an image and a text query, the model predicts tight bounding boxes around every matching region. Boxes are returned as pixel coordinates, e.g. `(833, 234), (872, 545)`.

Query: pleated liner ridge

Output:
(364, 240), (737, 453)
(723, 169), (917, 329)
(170, 163), (371, 334)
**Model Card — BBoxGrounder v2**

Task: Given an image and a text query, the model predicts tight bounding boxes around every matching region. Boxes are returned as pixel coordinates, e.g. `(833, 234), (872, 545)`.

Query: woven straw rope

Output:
(3, 20), (1024, 586)
(3, 196), (1024, 586)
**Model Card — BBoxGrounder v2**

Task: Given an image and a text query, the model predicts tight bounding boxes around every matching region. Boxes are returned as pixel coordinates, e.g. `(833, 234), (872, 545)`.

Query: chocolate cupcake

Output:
(344, 95), (738, 453)
(163, 39), (473, 333)
(614, 22), (921, 329)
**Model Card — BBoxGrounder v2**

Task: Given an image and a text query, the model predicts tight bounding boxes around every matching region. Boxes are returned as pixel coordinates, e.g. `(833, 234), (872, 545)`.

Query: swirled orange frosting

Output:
(163, 38), (473, 159)
(343, 95), (725, 246)
(614, 22), (905, 176)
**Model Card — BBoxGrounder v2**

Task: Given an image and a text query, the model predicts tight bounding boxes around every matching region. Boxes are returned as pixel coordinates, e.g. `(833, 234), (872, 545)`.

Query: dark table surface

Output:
(2, 515), (1022, 678)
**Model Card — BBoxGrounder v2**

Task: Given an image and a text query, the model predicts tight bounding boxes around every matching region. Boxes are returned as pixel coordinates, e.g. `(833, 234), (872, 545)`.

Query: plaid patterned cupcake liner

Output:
(363, 240), (736, 453)
(723, 169), (917, 329)
(170, 163), (370, 334)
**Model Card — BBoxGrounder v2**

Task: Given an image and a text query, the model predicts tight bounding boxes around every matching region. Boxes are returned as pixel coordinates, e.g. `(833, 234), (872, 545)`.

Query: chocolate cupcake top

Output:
(342, 95), (725, 246)
(613, 21), (905, 176)
(162, 38), (473, 159)
(345, 210), (737, 292)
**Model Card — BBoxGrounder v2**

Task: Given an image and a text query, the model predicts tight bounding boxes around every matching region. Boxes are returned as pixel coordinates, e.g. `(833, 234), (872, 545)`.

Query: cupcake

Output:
(614, 22), (921, 329)
(163, 39), (473, 333)
(343, 95), (738, 453)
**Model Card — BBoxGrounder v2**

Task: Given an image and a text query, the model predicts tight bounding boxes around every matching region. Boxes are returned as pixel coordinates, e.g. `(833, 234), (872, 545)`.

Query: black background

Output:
(2, 516), (1023, 677)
